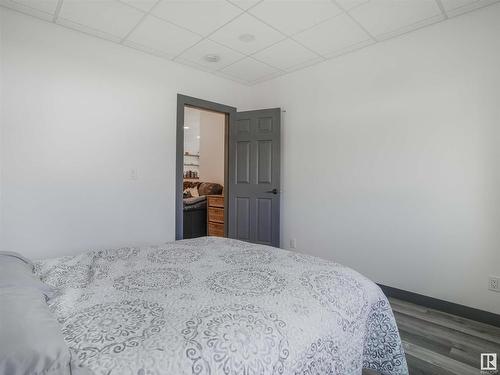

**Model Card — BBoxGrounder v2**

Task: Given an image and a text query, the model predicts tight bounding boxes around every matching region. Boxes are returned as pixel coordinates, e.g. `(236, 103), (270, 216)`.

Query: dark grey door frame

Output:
(176, 94), (236, 240)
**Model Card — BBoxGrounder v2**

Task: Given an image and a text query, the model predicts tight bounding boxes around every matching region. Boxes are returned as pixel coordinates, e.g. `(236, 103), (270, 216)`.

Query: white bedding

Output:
(35, 237), (408, 375)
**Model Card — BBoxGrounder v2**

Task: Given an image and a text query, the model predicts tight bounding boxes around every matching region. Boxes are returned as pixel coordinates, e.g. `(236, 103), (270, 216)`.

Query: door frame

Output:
(175, 94), (236, 240)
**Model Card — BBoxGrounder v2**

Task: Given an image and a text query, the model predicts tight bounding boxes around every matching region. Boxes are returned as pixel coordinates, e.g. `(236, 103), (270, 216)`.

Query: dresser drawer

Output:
(207, 195), (224, 208)
(208, 222), (224, 237)
(208, 207), (224, 223)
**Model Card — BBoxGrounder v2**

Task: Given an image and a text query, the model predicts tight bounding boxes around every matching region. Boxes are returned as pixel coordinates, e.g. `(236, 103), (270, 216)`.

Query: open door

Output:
(228, 108), (280, 247)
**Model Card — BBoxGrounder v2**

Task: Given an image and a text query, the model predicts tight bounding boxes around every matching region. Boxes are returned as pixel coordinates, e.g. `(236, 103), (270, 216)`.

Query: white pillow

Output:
(0, 252), (94, 374)
(0, 288), (72, 375)
(0, 251), (55, 299)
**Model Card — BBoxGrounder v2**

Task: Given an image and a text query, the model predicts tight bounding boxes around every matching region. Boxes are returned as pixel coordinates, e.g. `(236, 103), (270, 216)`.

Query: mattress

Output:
(35, 237), (408, 375)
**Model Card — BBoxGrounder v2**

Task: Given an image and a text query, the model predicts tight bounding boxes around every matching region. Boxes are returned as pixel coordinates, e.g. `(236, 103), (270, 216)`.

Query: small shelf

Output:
(184, 153), (200, 158)
(184, 163), (199, 167)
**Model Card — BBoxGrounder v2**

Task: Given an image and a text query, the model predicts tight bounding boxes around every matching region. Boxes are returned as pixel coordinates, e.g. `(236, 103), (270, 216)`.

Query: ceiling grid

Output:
(0, 0), (498, 85)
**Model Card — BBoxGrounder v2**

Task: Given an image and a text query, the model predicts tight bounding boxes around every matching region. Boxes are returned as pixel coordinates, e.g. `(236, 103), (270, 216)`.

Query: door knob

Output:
(266, 188), (279, 195)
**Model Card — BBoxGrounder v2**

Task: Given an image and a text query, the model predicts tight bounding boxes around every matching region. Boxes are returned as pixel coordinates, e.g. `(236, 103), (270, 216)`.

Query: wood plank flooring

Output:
(390, 298), (500, 374)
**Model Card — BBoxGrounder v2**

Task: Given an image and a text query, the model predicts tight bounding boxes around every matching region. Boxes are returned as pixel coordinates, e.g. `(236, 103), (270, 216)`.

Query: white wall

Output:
(183, 107), (201, 179)
(250, 4), (500, 314)
(0, 9), (251, 259)
(183, 107), (200, 156)
(199, 110), (225, 185)
(0, 9), (3, 245)
(182, 107), (225, 185)
(1, 5), (499, 314)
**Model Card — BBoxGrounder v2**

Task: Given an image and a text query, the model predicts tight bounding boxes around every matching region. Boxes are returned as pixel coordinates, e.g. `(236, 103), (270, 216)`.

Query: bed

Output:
(34, 237), (408, 375)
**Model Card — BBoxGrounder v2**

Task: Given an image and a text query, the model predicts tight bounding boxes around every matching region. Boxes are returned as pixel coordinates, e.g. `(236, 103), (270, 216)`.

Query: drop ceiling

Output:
(1, 0), (498, 85)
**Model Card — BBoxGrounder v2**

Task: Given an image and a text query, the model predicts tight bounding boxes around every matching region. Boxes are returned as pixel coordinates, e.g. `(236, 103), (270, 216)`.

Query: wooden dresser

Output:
(207, 195), (224, 237)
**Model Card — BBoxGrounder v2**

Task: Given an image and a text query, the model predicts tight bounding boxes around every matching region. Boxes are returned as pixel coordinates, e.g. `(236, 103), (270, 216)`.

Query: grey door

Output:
(228, 108), (280, 247)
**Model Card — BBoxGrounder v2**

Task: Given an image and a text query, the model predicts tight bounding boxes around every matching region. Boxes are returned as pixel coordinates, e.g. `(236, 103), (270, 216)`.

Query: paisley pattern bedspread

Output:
(35, 237), (408, 375)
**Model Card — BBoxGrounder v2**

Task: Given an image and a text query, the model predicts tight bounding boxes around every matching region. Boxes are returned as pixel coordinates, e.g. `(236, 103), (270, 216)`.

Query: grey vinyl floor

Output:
(388, 298), (500, 375)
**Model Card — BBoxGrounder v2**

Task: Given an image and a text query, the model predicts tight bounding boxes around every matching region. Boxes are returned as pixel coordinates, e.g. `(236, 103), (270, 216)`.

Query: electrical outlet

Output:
(290, 239), (297, 249)
(488, 276), (500, 292)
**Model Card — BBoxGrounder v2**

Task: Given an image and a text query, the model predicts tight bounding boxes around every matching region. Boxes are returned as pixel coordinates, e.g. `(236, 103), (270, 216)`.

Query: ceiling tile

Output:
(348, 0), (442, 38)
(284, 55), (325, 73)
(440, 0), (479, 10)
(151, 0), (242, 36)
(250, 70), (283, 84)
(227, 0), (262, 10)
(326, 37), (374, 58)
(253, 38), (320, 71)
(124, 38), (172, 57)
(2, 0), (497, 86)
(119, 0), (158, 12)
(3, 0), (58, 13)
(218, 57), (281, 83)
(172, 58), (215, 73)
(249, 0), (343, 36)
(56, 18), (122, 42)
(334, 0), (370, 11)
(58, 0), (145, 39)
(125, 15), (201, 58)
(175, 39), (245, 71)
(209, 13), (285, 54)
(0, 0), (59, 20)
(293, 14), (371, 57)
(440, 0), (499, 17)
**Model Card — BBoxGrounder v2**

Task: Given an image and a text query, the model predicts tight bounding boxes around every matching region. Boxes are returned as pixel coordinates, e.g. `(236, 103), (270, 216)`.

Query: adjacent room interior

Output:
(182, 106), (226, 239)
(0, 1), (499, 374)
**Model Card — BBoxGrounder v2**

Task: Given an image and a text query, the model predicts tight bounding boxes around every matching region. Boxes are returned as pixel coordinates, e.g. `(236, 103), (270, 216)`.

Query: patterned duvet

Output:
(35, 237), (408, 375)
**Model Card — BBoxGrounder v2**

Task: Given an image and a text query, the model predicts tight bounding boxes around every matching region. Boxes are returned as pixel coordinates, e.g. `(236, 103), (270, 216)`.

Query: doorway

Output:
(176, 95), (235, 241)
(176, 94), (282, 247)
